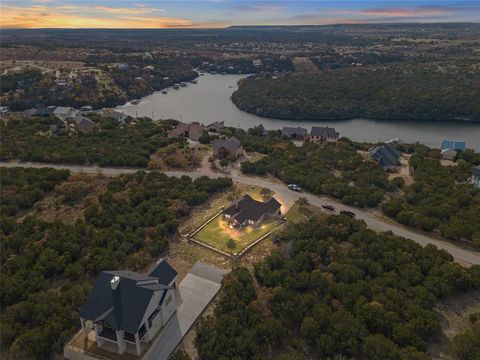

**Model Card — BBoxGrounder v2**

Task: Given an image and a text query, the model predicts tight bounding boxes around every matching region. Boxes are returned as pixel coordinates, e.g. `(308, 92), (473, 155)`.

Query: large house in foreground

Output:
(79, 259), (178, 356)
(223, 194), (281, 228)
(369, 145), (401, 171)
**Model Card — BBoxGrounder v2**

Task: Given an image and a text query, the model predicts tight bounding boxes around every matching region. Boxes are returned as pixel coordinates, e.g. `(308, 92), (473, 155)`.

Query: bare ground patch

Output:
(428, 289), (480, 359)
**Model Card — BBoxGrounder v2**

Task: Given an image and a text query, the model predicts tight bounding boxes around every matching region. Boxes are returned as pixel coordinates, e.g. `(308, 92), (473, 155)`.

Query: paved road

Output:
(2, 161), (479, 266)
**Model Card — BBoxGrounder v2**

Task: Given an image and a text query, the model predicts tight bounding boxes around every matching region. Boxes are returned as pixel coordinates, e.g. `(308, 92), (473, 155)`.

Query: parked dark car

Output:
(340, 210), (355, 218)
(322, 204), (335, 211)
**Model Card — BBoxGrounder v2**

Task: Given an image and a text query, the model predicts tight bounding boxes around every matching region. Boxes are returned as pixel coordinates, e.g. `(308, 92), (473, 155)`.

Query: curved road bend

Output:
(1, 161), (479, 266)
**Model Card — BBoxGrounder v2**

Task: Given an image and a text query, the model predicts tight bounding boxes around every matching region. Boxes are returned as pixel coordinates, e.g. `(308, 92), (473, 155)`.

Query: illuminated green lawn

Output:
(194, 215), (279, 254)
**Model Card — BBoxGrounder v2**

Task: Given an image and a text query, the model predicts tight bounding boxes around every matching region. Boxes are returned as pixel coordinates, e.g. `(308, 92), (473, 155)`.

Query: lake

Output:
(117, 73), (480, 150)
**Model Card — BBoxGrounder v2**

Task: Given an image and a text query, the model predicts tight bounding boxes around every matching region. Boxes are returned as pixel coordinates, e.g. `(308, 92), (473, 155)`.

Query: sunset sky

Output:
(1, 0), (479, 29)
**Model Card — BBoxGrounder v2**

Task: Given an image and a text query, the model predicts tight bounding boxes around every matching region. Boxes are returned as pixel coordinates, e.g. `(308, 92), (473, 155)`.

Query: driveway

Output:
(1, 160), (479, 266)
(143, 262), (228, 360)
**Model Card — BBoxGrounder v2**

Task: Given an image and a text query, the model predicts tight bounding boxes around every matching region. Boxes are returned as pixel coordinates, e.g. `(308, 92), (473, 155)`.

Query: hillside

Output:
(232, 60), (480, 122)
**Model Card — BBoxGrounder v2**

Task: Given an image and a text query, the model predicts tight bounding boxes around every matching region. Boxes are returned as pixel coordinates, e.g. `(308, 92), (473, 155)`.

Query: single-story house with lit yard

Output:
(223, 194), (281, 228)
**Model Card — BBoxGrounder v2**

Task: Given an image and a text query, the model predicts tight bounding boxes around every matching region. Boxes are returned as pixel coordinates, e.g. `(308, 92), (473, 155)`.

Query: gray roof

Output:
(369, 145), (401, 168)
(224, 195), (281, 224)
(206, 121), (225, 130)
(80, 260), (176, 334)
(75, 116), (96, 132)
(148, 259), (178, 285)
(310, 126), (339, 139)
(212, 137), (241, 153)
(282, 127), (307, 137)
(473, 165), (480, 177)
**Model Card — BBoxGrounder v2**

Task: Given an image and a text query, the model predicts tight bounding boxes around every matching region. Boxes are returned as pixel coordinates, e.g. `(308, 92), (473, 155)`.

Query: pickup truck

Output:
(340, 210), (355, 218)
(322, 204), (335, 211)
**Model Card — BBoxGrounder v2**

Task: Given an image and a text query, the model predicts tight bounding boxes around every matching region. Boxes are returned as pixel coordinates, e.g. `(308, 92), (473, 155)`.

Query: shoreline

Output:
(231, 99), (480, 124)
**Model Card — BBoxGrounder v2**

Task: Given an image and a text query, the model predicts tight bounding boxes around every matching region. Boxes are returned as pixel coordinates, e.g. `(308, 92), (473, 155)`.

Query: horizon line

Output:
(2, 21), (479, 30)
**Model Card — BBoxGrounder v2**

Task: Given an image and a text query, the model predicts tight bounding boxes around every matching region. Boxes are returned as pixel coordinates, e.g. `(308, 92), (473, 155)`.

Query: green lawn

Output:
(194, 215), (279, 254)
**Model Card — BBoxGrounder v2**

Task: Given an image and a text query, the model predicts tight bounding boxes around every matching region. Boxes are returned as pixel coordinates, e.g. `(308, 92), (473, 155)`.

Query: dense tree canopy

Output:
(1, 116), (179, 167)
(196, 216), (480, 360)
(232, 60), (480, 121)
(0, 168), (232, 359)
(382, 150), (480, 246)
(241, 141), (396, 208)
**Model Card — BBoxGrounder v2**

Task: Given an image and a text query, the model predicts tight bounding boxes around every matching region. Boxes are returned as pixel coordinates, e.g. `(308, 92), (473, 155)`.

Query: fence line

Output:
(188, 207), (225, 238)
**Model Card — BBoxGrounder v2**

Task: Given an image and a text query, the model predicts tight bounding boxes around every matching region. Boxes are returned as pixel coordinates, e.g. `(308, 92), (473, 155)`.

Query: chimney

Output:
(110, 275), (120, 290)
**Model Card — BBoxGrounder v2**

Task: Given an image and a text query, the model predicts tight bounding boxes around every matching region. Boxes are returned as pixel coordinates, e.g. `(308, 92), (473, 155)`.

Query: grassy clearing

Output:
(194, 215), (279, 254)
(285, 201), (326, 224)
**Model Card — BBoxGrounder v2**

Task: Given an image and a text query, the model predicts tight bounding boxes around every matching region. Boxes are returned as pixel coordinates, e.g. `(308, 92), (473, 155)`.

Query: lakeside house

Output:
(53, 106), (80, 122)
(223, 194), (281, 229)
(472, 165), (480, 189)
(369, 145), (401, 171)
(168, 122), (208, 141)
(309, 126), (340, 145)
(441, 139), (466, 151)
(79, 259), (178, 356)
(75, 116), (96, 133)
(104, 109), (127, 123)
(206, 120), (225, 133)
(212, 136), (243, 159)
(441, 148), (458, 161)
(282, 126), (307, 140)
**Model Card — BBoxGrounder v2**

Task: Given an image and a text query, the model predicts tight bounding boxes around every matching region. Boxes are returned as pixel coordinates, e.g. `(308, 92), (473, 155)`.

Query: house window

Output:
(165, 295), (172, 306)
(148, 308), (160, 327)
(248, 220), (254, 225)
(225, 214), (230, 219)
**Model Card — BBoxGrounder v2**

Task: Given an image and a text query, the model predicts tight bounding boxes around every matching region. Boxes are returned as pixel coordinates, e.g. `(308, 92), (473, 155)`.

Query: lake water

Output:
(117, 73), (480, 150)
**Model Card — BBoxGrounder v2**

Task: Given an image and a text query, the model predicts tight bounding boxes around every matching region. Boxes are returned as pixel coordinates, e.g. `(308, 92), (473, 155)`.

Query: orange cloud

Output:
(0, 4), (206, 28)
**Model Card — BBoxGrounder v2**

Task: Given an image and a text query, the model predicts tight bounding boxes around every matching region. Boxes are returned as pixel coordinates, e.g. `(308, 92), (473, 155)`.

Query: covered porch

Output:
(81, 318), (150, 356)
